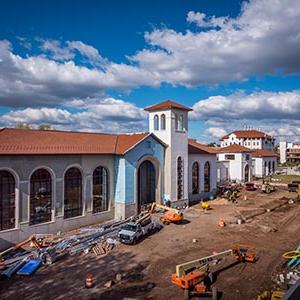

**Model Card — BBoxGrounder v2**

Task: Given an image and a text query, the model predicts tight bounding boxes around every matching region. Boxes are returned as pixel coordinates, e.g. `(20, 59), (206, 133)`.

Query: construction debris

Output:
(0, 217), (132, 280)
(92, 240), (114, 256)
(104, 280), (115, 288)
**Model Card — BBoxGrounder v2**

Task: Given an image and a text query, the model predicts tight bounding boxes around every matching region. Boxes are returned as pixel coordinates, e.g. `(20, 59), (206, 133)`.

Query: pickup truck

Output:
(118, 217), (156, 245)
(288, 181), (300, 192)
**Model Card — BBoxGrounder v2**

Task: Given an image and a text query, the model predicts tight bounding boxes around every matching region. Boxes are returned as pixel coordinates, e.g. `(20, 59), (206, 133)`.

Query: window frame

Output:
(160, 114), (166, 130)
(29, 168), (52, 225)
(92, 166), (109, 214)
(0, 170), (16, 231)
(204, 161), (211, 193)
(192, 162), (199, 194)
(177, 156), (184, 200)
(154, 114), (159, 131)
(64, 167), (83, 219)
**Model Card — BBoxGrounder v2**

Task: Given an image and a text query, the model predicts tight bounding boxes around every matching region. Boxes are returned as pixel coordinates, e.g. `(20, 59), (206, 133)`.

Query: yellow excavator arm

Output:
(150, 203), (181, 215)
(175, 249), (233, 277)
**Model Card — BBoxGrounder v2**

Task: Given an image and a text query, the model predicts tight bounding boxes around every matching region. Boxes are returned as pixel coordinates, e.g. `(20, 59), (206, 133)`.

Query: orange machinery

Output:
(149, 203), (184, 224)
(171, 244), (257, 299)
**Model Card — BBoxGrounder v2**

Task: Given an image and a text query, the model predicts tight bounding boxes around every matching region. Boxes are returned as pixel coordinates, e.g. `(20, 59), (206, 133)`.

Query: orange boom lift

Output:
(149, 203), (184, 224)
(171, 244), (257, 299)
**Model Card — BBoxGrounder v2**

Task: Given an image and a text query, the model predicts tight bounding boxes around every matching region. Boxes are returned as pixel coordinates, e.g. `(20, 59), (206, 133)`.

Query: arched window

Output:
(0, 171), (15, 231)
(30, 169), (52, 225)
(192, 162), (199, 194)
(204, 161), (211, 192)
(160, 114), (166, 130)
(64, 167), (82, 219)
(179, 115), (184, 131)
(176, 114), (184, 131)
(272, 161), (275, 174)
(93, 166), (109, 213)
(177, 157), (184, 200)
(154, 114), (159, 130)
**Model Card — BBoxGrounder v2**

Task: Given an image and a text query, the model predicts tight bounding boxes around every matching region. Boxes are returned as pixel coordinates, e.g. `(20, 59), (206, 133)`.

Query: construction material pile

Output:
(0, 219), (126, 280)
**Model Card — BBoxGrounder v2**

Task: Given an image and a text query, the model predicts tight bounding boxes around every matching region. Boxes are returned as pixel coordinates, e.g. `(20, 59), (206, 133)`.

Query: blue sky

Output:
(0, 0), (299, 142)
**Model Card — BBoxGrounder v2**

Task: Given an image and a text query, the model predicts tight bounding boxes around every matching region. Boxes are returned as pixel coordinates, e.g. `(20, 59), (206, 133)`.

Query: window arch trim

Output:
(154, 114), (159, 131)
(63, 166), (83, 219)
(160, 114), (166, 130)
(29, 168), (53, 225)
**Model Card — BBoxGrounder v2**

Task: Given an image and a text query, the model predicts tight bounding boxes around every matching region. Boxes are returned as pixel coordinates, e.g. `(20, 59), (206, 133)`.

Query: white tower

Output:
(279, 141), (287, 164)
(145, 100), (192, 203)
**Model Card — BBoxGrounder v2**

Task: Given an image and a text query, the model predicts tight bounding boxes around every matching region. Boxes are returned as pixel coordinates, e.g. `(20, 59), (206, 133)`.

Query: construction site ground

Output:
(1, 186), (300, 300)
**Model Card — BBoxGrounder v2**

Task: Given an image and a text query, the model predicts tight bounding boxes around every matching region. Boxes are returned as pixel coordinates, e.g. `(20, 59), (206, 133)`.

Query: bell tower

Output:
(145, 100), (192, 203)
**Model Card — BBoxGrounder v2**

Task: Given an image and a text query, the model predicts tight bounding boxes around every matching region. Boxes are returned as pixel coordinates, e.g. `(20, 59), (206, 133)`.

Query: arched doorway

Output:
(244, 164), (250, 182)
(138, 160), (156, 211)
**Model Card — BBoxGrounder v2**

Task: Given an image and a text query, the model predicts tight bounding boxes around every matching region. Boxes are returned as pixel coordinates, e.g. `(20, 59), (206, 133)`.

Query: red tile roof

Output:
(217, 144), (252, 153)
(144, 100), (192, 112)
(252, 149), (278, 158)
(0, 128), (160, 155)
(220, 130), (272, 140)
(188, 139), (219, 154)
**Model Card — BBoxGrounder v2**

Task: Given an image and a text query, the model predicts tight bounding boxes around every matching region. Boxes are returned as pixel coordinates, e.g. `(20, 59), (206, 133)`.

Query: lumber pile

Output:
(92, 241), (114, 256)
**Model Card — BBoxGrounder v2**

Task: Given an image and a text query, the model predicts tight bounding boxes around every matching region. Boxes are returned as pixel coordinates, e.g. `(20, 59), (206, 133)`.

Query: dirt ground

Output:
(1, 186), (299, 300)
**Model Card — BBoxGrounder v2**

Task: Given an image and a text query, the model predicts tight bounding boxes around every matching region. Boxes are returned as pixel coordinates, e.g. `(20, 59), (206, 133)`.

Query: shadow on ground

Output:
(0, 249), (152, 300)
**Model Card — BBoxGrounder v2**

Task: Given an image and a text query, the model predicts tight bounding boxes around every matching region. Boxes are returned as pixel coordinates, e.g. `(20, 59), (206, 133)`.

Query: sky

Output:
(0, 0), (299, 142)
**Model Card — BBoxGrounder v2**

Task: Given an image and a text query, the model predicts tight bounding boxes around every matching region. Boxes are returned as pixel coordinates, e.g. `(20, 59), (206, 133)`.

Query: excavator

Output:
(149, 203), (184, 224)
(171, 244), (257, 299)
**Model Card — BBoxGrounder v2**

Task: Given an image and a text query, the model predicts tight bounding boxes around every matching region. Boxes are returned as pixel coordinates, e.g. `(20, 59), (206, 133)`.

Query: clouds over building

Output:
(191, 91), (300, 140)
(0, 0), (299, 138)
(0, 0), (300, 108)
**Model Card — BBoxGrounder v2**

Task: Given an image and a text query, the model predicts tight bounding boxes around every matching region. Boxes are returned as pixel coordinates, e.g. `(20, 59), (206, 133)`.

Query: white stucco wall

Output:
(221, 133), (275, 150)
(217, 152), (252, 182)
(188, 153), (217, 200)
(252, 157), (277, 177)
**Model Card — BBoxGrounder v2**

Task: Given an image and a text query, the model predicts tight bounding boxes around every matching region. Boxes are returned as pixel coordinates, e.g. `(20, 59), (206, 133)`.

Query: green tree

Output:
(38, 124), (52, 130)
(207, 142), (217, 147)
(15, 122), (33, 129)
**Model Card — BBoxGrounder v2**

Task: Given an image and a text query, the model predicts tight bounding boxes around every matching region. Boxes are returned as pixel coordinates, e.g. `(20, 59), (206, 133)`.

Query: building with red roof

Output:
(0, 100), (220, 248)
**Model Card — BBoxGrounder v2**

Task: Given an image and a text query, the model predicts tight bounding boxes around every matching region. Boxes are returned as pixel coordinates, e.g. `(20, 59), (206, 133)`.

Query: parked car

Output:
(245, 182), (256, 191)
(118, 216), (156, 245)
(288, 181), (300, 192)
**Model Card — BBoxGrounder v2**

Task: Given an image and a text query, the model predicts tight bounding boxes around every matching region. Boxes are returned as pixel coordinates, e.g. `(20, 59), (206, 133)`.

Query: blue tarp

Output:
(17, 259), (42, 276)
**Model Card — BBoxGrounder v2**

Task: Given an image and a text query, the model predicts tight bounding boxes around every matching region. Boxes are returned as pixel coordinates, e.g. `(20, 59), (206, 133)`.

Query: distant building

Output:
(217, 130), (277, 182)
(279, 141), (300, 164)
(220, 130), (275, 150)
(217, 144), (253, 183)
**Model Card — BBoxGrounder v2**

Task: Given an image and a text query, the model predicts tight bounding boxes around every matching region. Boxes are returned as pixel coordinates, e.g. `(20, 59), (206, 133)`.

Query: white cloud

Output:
(0, 0), (300, 108)
(187, 11), (228, 28)
(39, 39), (107, 66)
(0, 98), (147, 133)
(191, 90), (300, 141)
(132, 0), (300, 85)
(204, 127), (227, 139)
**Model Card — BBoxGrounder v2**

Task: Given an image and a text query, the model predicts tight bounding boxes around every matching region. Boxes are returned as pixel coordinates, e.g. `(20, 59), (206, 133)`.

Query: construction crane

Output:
(171, 244), (257, 299)
(149, 203), (184, 224)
